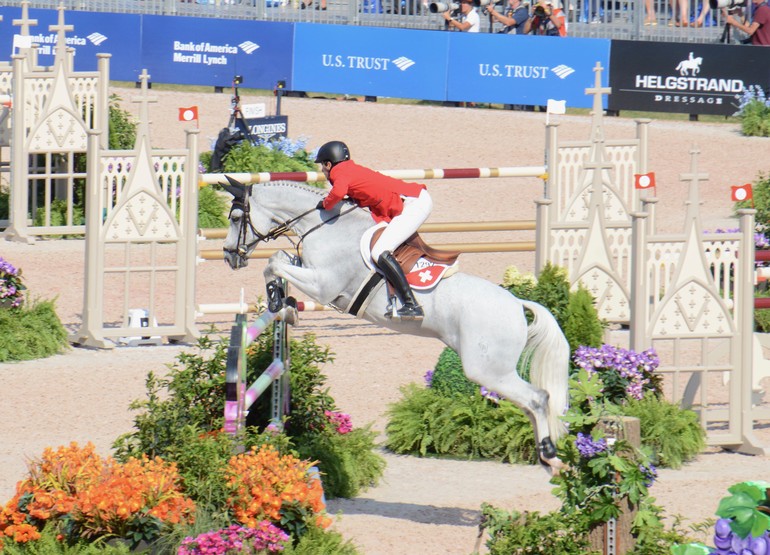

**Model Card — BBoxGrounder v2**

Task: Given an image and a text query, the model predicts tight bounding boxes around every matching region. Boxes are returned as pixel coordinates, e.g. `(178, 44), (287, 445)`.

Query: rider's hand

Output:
(316, 200), (324, 210)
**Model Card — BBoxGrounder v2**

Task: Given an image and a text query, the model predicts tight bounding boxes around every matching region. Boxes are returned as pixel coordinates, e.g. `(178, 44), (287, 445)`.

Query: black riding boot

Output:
(377, 251), (424, 320)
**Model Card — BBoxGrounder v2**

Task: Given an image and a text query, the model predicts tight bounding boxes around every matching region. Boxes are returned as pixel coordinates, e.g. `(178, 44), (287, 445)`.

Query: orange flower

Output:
(225, 445), (329, 531)
(0, 443), (196, 546)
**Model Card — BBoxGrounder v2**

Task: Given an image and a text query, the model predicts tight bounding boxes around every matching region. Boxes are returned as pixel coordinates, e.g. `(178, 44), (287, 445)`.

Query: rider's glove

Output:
(316, 200), (324, 210)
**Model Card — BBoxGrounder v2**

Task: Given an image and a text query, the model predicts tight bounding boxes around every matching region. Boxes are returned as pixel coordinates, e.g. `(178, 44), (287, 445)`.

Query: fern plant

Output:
(621, 393), (706, 469)
(385, 385), (536, 463)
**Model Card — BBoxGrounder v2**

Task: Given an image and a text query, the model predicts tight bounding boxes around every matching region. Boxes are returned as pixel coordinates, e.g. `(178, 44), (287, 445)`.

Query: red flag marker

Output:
(178, 106), (199, 122)
(731, 183), (753, 202)
(634, 172), (656, 190)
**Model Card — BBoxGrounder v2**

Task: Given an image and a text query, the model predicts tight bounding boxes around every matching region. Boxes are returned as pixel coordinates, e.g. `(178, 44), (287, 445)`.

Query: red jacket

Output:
(322, 161), (427, 223)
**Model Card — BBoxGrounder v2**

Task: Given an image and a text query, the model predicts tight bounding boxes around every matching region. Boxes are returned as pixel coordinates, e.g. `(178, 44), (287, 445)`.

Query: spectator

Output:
(525, 0), (567, 35)
(723, 0), (770, 44)
(669, 0), (689, 26)
(644, 0), (657, 25)
(301, 0), (327, 9)
(488, 0), (530, 33)
(693, 1), (712, 26)
(443, 0), (481, 31)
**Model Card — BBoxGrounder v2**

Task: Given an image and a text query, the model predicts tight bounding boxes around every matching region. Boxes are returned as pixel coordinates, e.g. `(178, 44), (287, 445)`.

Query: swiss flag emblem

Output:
(406, 263), (452, 290)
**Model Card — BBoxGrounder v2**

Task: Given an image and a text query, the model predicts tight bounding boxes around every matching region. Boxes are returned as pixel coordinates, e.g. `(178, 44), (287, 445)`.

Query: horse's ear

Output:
(221, 175), (246, 198)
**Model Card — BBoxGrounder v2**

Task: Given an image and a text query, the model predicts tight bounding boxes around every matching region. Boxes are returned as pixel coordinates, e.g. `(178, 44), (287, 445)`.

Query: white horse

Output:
(221, 178), (570, 473)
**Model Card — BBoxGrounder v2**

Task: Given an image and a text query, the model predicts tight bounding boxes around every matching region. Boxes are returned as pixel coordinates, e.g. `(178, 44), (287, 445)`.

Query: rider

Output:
(314, 140), (432, 320)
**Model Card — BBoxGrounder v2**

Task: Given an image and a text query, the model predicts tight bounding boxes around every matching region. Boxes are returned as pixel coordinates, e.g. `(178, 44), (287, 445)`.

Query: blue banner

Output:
(0, 8), (141, 74)
(445, 33), (610, 108)
(140, 16), (294, 89)
(292, 24), (449, 101)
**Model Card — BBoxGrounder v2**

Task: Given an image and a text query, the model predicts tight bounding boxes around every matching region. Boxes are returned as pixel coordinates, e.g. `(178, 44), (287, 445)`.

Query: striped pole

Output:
(199, 166), (548, 185)
(200, 219), (536, 240)
(244, 358), (285, 408)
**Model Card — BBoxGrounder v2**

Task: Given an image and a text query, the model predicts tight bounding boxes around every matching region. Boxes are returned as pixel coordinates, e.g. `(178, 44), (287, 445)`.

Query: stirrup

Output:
(384, 295), (398, 319)
(397, 303), (424, 321)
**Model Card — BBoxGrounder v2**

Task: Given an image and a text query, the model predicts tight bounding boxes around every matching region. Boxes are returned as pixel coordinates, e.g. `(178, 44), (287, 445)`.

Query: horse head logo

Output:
(675, 52), (703, 77)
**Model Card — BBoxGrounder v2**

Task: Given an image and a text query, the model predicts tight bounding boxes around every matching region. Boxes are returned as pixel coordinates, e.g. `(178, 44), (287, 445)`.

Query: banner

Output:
(445, 34), (610, 108)
(608, 40), (768, 116)
(140, 16), (294, 89)
(292, 24), (449, 101)
(237, 115), (289, 142)
(0, 8), (141, 75)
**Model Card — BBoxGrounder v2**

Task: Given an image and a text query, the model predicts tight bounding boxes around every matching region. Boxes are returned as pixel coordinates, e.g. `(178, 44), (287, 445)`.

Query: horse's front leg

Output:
(264, 251), (334, 310)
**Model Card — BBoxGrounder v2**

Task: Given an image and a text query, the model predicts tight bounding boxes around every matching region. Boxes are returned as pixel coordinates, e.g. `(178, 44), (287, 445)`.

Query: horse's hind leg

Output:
(465, 361), (563, 473)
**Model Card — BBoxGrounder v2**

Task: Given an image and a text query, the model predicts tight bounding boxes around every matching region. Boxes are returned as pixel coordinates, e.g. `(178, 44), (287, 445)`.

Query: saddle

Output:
(365, 224), (460, 290)
(345, 225), (460, 317)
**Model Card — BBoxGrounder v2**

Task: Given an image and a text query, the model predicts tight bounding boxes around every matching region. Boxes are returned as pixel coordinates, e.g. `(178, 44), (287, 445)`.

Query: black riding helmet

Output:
(314, 140), (350, 166)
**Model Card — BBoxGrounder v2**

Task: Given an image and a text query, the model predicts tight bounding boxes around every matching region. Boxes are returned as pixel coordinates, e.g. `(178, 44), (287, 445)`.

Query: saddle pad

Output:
(359, 224), (460, 291)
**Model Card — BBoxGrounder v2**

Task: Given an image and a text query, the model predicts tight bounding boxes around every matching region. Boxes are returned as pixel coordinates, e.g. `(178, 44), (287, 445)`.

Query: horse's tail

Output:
(520, 300), (570, 440)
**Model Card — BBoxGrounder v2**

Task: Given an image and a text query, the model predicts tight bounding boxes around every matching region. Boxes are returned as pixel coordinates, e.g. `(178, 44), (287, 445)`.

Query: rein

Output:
(225, 191), (358, 261)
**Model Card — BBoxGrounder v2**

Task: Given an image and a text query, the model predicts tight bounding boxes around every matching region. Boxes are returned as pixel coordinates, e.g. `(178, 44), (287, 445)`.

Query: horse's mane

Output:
(258, 180), (370, 224)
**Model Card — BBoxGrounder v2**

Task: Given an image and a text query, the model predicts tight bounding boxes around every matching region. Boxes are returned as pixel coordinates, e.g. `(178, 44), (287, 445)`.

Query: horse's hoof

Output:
(538, 437), (557, 460)
(266, 281), (285, 313)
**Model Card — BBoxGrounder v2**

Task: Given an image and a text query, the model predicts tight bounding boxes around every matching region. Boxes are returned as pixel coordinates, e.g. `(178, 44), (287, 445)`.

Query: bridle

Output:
(222, 185), (358, 262)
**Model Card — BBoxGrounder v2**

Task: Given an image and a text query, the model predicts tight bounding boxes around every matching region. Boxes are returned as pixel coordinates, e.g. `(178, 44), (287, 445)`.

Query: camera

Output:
(708, 0), (744, 9)
(430, 1), (459, 12)
(478, 0), (502, 14)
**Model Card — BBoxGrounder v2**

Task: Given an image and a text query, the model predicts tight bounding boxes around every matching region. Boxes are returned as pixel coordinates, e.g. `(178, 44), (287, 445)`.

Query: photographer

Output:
(525, 0), (567, 35)
(488, 0), (530, 33)
(443, 0), (481, 31)
(722, 0), (770, 45)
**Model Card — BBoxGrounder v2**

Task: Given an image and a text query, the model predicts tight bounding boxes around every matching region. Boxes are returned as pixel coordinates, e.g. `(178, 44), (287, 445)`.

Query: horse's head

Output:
(221, 175), (258, 270)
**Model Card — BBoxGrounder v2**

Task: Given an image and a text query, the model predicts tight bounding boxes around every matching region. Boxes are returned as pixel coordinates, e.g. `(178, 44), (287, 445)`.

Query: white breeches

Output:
(371, 189), (433, 261)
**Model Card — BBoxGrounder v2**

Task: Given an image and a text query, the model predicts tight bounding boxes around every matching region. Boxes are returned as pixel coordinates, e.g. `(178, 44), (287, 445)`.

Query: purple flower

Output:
(575, 432), (608, 458)
(572, 345), (659, 403)
(480, 387), (501, 402)
(639, 463), (657, 487)
(0, 256), (25, 308)
(424, 370), (434, 388)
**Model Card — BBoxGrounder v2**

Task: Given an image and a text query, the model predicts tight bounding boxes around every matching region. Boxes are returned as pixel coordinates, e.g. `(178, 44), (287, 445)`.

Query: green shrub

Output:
(529, 262), (571, 328)
(294, 427), (385, 499)
(108, 94), (138, 150)
(739, 99), (770, 137)
(621, 394), (706, 469)
(221, 141), (317, 175)
(0, 299), (68, 362)
(430, 347), (476, 397)
(385, 384), (536, 463)
(563, 284), (605, 352)
(197, 186), (229, 229)
(285, 524), (361, 555)
(33, 199), (85, 229)
(481, 504), (596, 555)
(0, 185), (8, 220)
